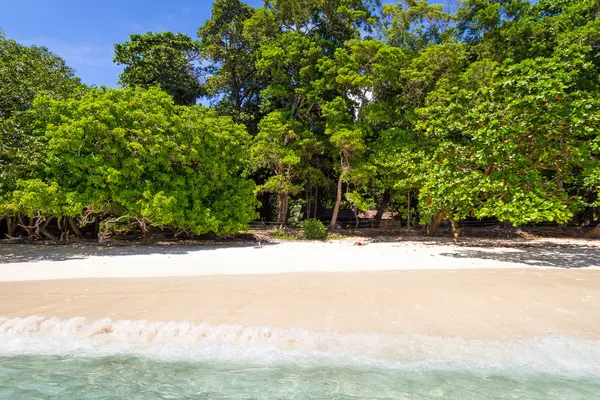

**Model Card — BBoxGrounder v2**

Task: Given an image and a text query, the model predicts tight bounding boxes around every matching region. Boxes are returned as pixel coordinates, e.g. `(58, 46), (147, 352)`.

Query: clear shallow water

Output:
(0, 316), (599, 399)
(1, 355), (599, 399)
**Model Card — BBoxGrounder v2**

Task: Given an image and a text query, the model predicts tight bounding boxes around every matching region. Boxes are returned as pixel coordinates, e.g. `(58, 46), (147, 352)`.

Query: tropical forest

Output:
(1, 0), (599, 241)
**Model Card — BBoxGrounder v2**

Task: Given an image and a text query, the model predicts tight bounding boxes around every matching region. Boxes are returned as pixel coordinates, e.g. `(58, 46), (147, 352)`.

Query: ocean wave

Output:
(0, 316), (599, 377)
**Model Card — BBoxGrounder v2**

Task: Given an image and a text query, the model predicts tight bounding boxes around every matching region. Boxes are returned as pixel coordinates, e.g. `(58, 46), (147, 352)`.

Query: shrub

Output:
(25, 87), (259, 236)
(300, 219), (328, 240)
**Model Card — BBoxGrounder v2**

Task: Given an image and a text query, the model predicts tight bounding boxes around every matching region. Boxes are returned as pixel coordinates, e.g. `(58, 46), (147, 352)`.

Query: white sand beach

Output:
(0, 239), (599, 340)
(0, 238), (598, 281)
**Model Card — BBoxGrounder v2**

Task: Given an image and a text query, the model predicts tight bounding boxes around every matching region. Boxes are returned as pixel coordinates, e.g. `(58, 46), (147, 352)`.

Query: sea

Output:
(0, 316), (599, 399)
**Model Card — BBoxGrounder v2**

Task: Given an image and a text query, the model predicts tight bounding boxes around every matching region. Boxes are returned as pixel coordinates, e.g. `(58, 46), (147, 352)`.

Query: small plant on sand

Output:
(327, 232), (351, 241)
(300, 219), (328, 240)
(268, 228), (299, 241)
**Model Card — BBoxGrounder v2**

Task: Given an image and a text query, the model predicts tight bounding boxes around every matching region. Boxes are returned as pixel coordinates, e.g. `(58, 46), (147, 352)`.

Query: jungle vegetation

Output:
(1, 0), (599, 240)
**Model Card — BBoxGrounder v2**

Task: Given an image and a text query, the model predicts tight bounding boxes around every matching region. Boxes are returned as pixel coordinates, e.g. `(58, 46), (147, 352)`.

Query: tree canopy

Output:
(114, 32), (204, 106)
(1, 0), (600, 240)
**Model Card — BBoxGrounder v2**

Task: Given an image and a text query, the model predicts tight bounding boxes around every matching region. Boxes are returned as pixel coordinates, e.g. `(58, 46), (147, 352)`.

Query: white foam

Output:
(0, 316), (599, 376)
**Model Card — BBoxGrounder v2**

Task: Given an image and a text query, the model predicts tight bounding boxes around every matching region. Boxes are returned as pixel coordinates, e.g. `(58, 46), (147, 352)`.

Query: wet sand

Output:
(1, 268), (599, 340)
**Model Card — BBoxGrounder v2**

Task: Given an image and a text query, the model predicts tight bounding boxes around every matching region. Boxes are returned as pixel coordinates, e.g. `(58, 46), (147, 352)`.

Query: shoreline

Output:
(0, 240), (599, 341)
(1, 269), (599, 340)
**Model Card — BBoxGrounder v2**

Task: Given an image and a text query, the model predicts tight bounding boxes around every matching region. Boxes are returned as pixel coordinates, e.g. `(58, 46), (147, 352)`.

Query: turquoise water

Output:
(1, 355), (599, 399)
(1, 316), (599, 399)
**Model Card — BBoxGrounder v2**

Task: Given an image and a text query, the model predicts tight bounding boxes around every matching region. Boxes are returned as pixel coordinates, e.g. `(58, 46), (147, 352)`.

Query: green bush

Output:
(300, 219), (328, 240)
(10, 87), (259, 237)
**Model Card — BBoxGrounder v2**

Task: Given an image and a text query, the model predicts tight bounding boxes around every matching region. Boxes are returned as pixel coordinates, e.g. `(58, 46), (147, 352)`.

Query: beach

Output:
(2, 239), (600, 399)
(1, 239), (599, 340)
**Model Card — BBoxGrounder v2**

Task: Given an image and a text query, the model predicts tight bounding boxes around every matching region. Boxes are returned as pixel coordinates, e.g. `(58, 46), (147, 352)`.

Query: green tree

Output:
(0, 33), (83, 236)
(0, 32), (82, 120)
(382, 0), (452, 51)
(114, 32), (203, 106)
(264, 0), (381, 48)
(418, 53), (599, 238)
(250, 111), (319, 226)
(2, 87), (259, 237)
(198, 0), (263, 124)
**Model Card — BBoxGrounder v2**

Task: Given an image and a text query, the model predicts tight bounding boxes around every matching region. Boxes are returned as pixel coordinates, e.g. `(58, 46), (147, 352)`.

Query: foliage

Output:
(3, 179), (79, 218)
(300, 219), (328, 240)
(0, 33), (84, 207)
(1, 87), (258, 236)
(3, 0), (600, 240)
(0, 33), (82, 120)
(198, 0), (263, 124)
(266, 227), (300, 240)
(250, 110), (319, 224)
(114, 32), (203, 105)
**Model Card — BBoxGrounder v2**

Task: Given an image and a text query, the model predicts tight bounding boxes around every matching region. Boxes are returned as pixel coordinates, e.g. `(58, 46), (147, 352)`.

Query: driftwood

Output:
(2, 236), (27, 244)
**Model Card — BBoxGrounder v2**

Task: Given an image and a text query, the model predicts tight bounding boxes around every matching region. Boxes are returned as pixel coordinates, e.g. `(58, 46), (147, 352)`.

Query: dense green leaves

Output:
(1, 87), (258, 236)
(0, 33), (82, 120)
(250, 111), (319, 224)
(198, 0), (262, 124)
(2, 0), (600, 239)
(0, 33), (84, 208)
(114, 32), (203, 105)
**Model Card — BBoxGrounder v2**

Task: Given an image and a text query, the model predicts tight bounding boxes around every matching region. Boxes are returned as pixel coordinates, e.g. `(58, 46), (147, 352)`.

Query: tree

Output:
(4, 0), (600, 241)
(198, 0), (263, 125)
(0, 34), (83, 237)
(0, 32), (82, 120)
(321, 97), (365, 228)
(114, 32), (203, 106)
(254, 30), (324, 118)
(417, 52), (599, 238)
(457, 0), (600, 62)
(250, 111), (319, 226)
(264, 0), (381, 49)
(2, 87), (259, 237)
(382, 0), (453, 51)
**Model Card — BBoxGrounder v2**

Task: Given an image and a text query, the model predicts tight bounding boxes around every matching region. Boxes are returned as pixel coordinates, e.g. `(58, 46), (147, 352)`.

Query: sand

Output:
(0, 239), (598, 281)
(1, 240), (599, 340)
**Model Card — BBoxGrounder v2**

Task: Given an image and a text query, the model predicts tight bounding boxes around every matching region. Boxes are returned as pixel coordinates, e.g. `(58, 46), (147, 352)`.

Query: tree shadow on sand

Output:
(440, 247), (600, 269)
(0, 242), (273, 264)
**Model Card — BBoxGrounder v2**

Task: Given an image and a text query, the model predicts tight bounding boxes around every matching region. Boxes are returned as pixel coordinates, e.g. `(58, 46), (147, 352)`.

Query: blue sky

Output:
(0, 0), (264, 87)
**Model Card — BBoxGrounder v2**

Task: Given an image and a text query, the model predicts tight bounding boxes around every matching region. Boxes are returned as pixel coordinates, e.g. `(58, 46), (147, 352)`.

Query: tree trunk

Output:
(449, 217), (460, 243)
(314, 188), (318, 220)
(141, 229), (154, 244)
(17, 214), (34, 237)
(329, 174), (343, 229)
(277, 192), (289, 228)
(427, 210), (447, 236)
(374, 189), (392, 227)
(68, 217), (83, 238)
(305, 187), (310, 219)
(36, 217), (56, 241)
(406, 191), (411, 228)
(6, 216), (14, 237)
(93, 216), (101, 241)
(262, 192), (273, 223)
